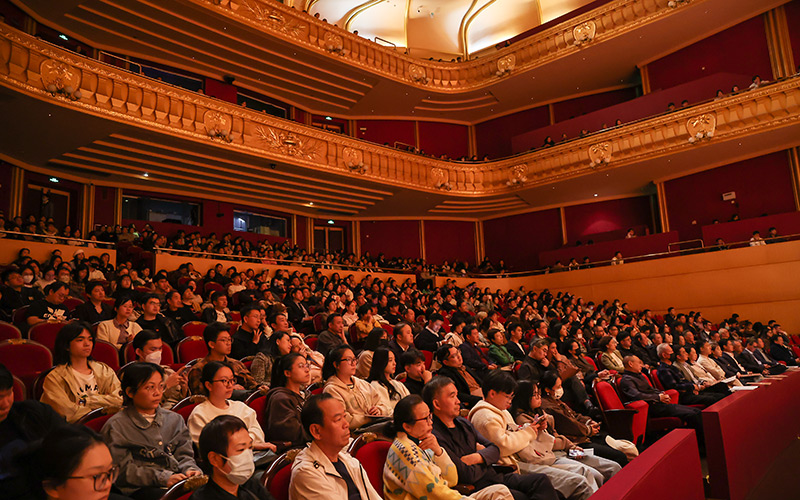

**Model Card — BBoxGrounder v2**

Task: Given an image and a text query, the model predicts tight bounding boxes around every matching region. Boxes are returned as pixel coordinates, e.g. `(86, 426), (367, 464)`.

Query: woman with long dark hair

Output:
(366, 347), (409, 413)
(40, 321), (122, 422)
(262, 352), (311, 450)
(250, 330), (292, 385)
(356, 327), (388, 378)
(322, 345), (385, 429)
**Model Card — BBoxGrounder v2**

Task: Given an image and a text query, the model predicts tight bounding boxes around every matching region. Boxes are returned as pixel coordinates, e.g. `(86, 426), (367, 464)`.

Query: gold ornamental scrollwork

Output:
(204, 110), (233, 141)
(686, 113), (716, 143)
(588, 142), (612, 167)
(496, 54), (516, 77)
(323, 31), (344, 54)
(573, 21), (596, 46)
(506, 164), (528, 186)
(431, 167), (452, 190)
(342, 146), (366, 174)
(409, 64), (430, 84)
(40, 59), (81, 98)
(255, 126), (324, 160)
(239, 0), (307, 37)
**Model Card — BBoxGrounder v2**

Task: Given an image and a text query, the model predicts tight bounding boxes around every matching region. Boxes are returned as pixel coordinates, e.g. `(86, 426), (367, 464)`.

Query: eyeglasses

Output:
(142, 383), (167, 394)
(67, 465), (119, 491)
(214, 337), (233, 344)
(414, 414), (433, 423)
(339, 357), (357, 364)
(213, 378), (236, 386)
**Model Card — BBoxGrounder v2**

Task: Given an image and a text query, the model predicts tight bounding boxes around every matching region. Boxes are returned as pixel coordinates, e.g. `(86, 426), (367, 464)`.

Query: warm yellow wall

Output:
(437, 241), (800, 332)
(0, 239), (115, 266)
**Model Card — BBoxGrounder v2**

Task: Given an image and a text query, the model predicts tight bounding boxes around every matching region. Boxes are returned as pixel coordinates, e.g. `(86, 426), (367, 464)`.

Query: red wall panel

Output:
(475, 106), (550, 159)
(360, 220), (421, 260)
(294, 108), (308, 125)
(786, 0), (800, 71)
(204, 78), (237, 104)
(563, 196), (654, 244)
(647, 16), (772, 92)
(552, 87), (639, 123)
(356, 120), (416, 148)
(295, 215), (308, 249)
(417, 122), (469, 159)
(483, 209), (563, 271)
(93, 186), (116, 228)
(0, 161), (14, 216)
(664, 151), (796, 240)
(424, 220), (476, 266)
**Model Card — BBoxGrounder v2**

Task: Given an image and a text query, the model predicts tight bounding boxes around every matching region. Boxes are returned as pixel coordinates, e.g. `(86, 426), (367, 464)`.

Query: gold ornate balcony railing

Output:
(1, 23), (799, 196)
(200, 0), (682, 92)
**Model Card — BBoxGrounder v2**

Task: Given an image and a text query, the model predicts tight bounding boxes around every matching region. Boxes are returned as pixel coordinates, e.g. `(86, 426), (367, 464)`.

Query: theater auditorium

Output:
(1, 0), (799, 499)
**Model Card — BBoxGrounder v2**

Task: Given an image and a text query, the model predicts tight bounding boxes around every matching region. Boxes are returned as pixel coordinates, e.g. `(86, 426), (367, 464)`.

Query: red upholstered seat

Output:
(304, 335), (318, 351)
(583, 355), (597, 371)
(182, 321), (207, 338)
(159, 475), (209, 500)
(172, 395), (207, 423)
(12, 375), (25, 401)
(62, 297), (84, 312)
(28, 321), (68, 354)
(11, 306), (29, 328)
(0, 340), (53, 397)
(176, 336), (208, 363)
(312, 313), (325, 333)
(423, 350), (433, 370)
(91, 340), (120, 372)
(348, 433), (393, 497)
(261, 449), (301, 500)
(246, 393), (267, 424)
(382, 323), (393, 337)
(204, 282), (223, 295)
(77, 405), (123, 432)
(0, 321), (22, 341)
(33, 366), (55, 400)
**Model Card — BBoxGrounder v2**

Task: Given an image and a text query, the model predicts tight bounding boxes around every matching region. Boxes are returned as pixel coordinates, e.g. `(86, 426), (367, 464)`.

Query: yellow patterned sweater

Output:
(383, 432), (466, 500)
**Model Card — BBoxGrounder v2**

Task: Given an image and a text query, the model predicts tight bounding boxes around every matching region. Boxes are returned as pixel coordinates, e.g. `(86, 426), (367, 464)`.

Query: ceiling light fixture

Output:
(325, 116), (332, 121)
(327, 220), (334, 225)
(49, 177), (59, 183)
(59, 34), (69, 41)
(143, 172), (149, 178)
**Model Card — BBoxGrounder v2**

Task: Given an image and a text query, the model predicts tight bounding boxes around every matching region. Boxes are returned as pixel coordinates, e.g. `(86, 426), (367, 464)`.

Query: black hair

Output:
(198, 415), (248, 474)
(53, 321), (95, 366)
(421, 375), (455, 410)
(85, 280), (106, 296)
(131, 329), (161, 354)
(325, 312), (342, 327)
(357, 303), (371, 316)
(392, 322), (410, 339)
(29, 425), (108, 496)
(140, 293), (160, 306)
(481, 370), (517, 397)
(119, 362), (165, 405)
(201, 361), (234, 396)
(390, 394), (425, 437)
(44, 281), (69, 295)
(265, 330), (291, 357)
(164, 290), (181, 303)
(598, 336), (615, 352)
(203, 322), (231, 346)
(270, 352), (305, 389)
(322, 344), (354, 380)
(487, 328), (504, 343)
(434, 344), (455, 363)
(539, 370), (560, 394)
(367, 347), (398, 400)
(363, 327), (387, 351)
(301, 393), (336, 437)
(210, 291), (226, 303)
(428, 312), (444, 323)
(510, 379), (541, 419)
(114, 294), (134, 311)
(0, 363), (13, 391)
(399, 348), (425, 369)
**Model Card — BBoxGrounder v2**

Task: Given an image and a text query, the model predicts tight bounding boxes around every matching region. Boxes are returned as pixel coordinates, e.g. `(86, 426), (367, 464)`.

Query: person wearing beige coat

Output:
(322, 345), (389, 429)
(40, 361), (122, 422)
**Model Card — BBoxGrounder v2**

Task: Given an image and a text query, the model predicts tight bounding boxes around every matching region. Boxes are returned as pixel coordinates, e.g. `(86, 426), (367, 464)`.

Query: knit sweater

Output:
(383, 432), (462, 500)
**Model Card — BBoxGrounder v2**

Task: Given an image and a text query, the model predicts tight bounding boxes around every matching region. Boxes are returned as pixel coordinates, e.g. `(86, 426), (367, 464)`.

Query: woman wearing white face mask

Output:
(194, 415), (275, 499)
(132, 330), (188, 408)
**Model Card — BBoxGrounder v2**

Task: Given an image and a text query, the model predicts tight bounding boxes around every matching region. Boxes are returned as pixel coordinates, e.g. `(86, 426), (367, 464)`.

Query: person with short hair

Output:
(384, 394), (514, 500)
(102, 362), (201, 499)
(161, 289), (196, 329)
(316, 313), (348, 357)
(202, 291), (232, 324)
(131, 330), (189, 408)
(26, 281), (70, 326)
(387, 322), (414, 374)
(425, 377), (558, 500)
(469, 371), (600, 500)
(71, 281), (114, 324)
(435, 345), (483, 409)
(231, 305), (268, 359)
(0, 268), (40, 322)
(399, 349), (432, 396)
(414, 312), (447, 352)
(655, 343), (724, 406)
(459, 324), (497, 375)
(289, 393), (382, 499)
(97, 295), (142, 349)
(487, 328), (515, 368)
(193, 415), (276, 500)
(354, 303), (382, 341)
(136, 293), (181, 347)
(40, 321), (123, 422)
(187, 323), (258, 396)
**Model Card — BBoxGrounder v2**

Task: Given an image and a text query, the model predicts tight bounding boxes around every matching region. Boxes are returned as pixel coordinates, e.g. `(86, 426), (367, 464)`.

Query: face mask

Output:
(22, 275), (34, 284)
(222, 448), (255, 485)
(144, 351), (162, 365)
(553, 387), (564, 400)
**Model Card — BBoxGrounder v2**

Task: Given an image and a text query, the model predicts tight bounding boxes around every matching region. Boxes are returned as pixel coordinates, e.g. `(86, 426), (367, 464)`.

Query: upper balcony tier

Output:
(1, 23), (799, 219)
(10, 0), (786, 121)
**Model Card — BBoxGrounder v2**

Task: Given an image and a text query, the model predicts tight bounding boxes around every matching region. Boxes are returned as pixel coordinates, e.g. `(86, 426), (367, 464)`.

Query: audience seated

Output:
(0, 268), (41, 322)
(290, 393), (382, 499)
(97, 295), (142, 349)
(599, 337), (624, 372)
(322, 345), (387, 429)
(767, 334), (799, 365)
(71, 281), (114, 324)
(136, 293), (182, 346)
(367, 347), (410, 414)
(399, 349), (432, 396)
(40, 321), (123, 423)
(162, 289), (197, 329)
(102, 362), (202, 499)
(187, 323), (259, 397)
(26, 281), (70, 326)
(262, 352), (310, 451)
(201, 291), (233, 324)
(131, 330), (189, 407)
(387, 322), (415, 374)
(655, 344), (725, 406)
(424, 376), (559, 500)
(696, 340), (741, 387)
(415, 312), (447, 352)
(316, 312), (348, 357)
(739, 337), (785, 374)
(194, 415), (276, 500)
(230, 304), (267, 360)
(250, 330), (292, 386)
(460, 324), (497, 375)
(672, 346), (731, 397)
(434, 345), (483, 409)
(468, 371), (600, 500)
(384, 394), (514, 500)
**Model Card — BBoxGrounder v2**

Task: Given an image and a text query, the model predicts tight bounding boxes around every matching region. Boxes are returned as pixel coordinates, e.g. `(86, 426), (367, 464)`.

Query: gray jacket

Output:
(101, 406), (200, 494)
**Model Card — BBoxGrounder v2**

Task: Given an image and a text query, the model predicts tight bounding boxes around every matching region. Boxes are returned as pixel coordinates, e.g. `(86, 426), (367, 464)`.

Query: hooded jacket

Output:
(468, 400), (556, 467)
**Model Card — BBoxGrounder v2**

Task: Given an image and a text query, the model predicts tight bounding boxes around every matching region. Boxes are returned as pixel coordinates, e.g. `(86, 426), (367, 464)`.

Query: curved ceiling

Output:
(306, 0), (595, 59)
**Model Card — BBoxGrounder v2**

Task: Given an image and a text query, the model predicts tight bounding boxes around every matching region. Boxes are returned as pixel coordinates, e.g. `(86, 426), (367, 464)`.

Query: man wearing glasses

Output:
(187, 322), (260, 398)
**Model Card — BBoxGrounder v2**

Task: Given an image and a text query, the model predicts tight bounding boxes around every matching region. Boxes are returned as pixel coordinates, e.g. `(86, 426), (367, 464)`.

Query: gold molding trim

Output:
(1, 23), (800, 198)
(764, 7), (795, 80)
(196, 0), (692, 92)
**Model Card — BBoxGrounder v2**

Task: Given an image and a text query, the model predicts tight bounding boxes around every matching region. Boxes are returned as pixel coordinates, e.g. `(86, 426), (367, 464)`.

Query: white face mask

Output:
(553, 387), (564, 400)
(22, 275), (34, 284)
(222, 448), (255, 485)
(144, 351), (162, 365)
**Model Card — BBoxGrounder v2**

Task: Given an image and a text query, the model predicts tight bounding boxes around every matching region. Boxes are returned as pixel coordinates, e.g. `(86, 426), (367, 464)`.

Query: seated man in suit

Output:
(655, 344), (724, 406)
(504, 323), (527, 362)
(434, 345), (483, 409)
(741, 337), (786, 375)
(414, 312), (448, 352)
(459, 324), (497, 376)
(715, 339), (760, 382)
(618, 355), (704, 446)
(425, 376), (559, 500)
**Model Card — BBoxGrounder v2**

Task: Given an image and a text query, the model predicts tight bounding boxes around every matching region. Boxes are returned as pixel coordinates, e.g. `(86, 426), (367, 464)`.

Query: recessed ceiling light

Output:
(325, 116), (332, 121)
(308, 202), (314, 206)
(327, 220), (334, 224)
(49, 177), (59, 183)
(143, 172), (149, 178)
(594, 193), (598, 197)
(59, 34), (69, 41)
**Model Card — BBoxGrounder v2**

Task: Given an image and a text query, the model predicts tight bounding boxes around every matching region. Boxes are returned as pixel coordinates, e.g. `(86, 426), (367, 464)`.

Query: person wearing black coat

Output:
(434, 345), (483, 409)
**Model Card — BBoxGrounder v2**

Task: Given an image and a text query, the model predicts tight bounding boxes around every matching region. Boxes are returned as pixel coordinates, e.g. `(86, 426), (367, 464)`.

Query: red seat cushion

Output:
(267, 463), (293, 500)
(353, 440), (392, 496)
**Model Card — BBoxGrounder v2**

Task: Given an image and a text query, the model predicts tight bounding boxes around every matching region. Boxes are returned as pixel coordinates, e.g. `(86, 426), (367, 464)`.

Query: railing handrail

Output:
(374, 37), (397, 49)
(0, 230), (116, 249)
(668, 239), (704, 251)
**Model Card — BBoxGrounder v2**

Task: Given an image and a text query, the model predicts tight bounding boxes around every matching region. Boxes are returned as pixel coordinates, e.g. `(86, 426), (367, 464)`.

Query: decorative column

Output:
(419, 220), (426, 260)
(559, 207), (568, 245)
(656, 182), (670, 232)
(9, 165), (24, 217)
(788, 148), (800, 211)
(764, 7), (795, 79)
